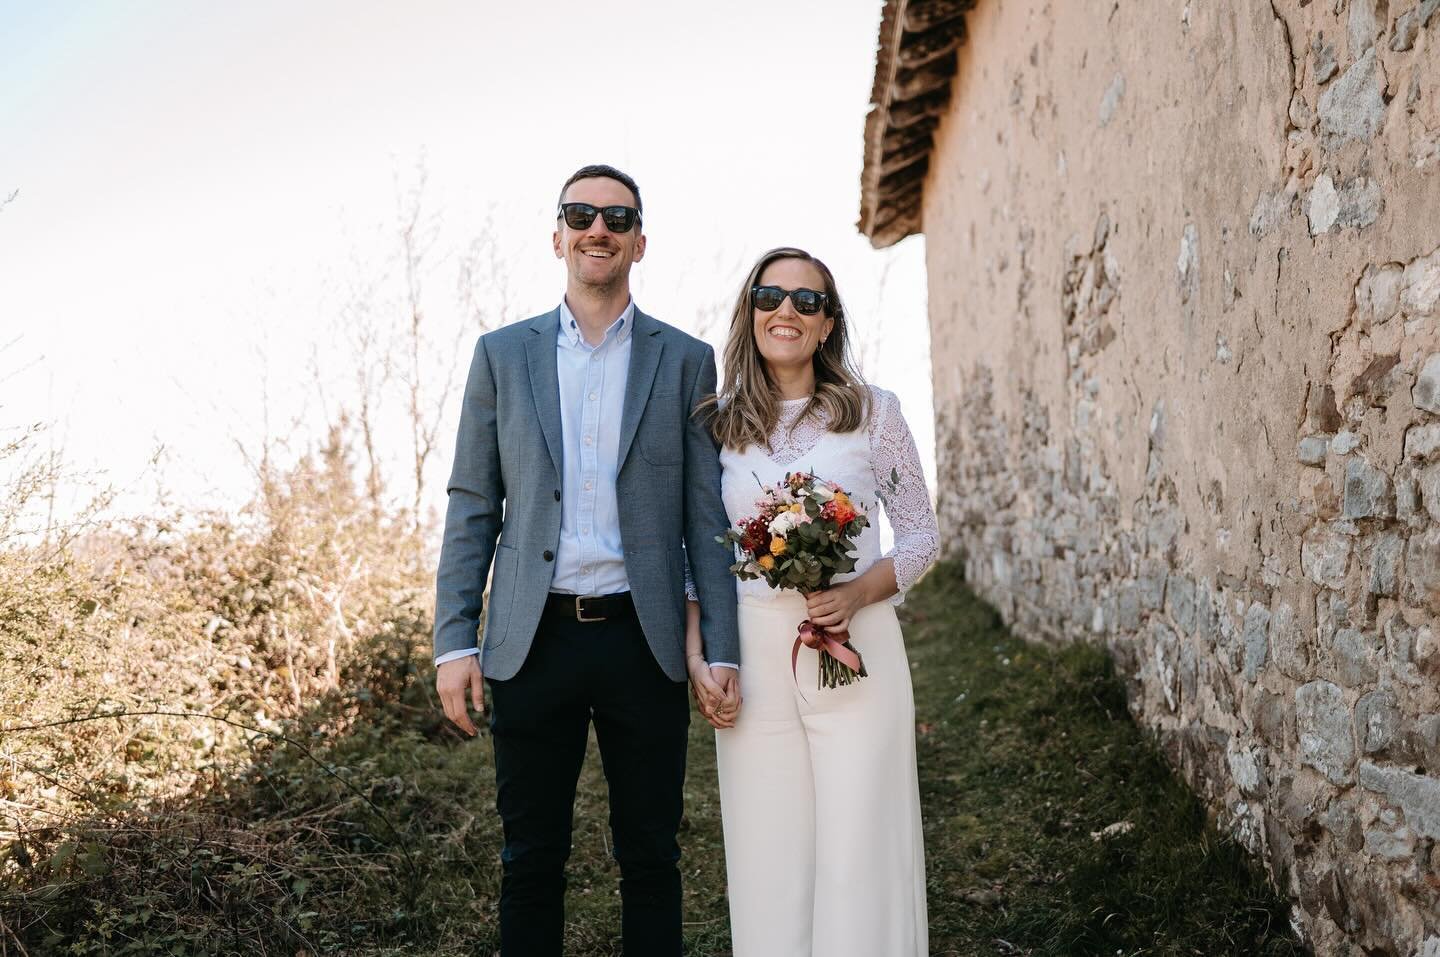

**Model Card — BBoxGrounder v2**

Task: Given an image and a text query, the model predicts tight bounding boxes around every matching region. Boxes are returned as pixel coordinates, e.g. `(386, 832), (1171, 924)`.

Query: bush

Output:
(1, 419), (437, 953)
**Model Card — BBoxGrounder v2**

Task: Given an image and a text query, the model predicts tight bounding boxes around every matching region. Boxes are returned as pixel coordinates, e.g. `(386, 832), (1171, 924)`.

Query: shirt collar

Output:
(558, 298), (636, 347)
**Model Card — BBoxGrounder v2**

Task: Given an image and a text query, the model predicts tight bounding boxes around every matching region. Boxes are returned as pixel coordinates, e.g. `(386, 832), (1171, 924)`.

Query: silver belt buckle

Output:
(575, 595), (605, 623)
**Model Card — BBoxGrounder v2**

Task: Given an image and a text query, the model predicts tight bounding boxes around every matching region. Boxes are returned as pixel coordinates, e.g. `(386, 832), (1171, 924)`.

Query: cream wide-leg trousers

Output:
(715, 596), (928, 957)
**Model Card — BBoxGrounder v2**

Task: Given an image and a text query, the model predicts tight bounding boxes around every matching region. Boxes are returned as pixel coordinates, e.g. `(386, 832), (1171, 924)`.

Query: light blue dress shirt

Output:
(550, 298), (634, 596)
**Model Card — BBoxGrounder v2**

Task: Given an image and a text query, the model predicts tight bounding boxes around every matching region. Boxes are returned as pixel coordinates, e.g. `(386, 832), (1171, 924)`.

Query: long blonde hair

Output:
(699, 247), (870, 451)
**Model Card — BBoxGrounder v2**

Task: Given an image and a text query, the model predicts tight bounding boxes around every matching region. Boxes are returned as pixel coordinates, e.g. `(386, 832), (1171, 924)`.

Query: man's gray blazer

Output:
(433, 307), (740, 682)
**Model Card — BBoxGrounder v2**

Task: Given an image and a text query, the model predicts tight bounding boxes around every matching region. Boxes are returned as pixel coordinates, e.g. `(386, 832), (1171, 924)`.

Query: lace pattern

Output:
(766, 386), (939, 594)
(686, 385), (938, 602)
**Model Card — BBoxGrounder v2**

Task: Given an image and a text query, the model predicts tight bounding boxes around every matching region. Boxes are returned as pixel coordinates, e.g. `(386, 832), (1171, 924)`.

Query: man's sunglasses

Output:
(751, 285), (829, 316)
(557, 202), (642, 233)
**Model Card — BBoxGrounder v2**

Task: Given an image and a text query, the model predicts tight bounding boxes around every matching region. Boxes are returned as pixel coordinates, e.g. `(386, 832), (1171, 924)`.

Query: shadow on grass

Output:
(907, 561), (1302, 957)
(6, 560), (1300, 956)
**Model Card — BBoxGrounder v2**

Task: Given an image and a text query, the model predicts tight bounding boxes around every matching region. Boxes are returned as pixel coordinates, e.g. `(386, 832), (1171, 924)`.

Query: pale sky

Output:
(0, 1), (931, 529)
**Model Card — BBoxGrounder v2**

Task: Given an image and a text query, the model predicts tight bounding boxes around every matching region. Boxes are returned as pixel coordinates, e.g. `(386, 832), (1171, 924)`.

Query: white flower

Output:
(743, 561), (765, 576)
(810, 483), (836, 503)
(768, 511), (800, 535)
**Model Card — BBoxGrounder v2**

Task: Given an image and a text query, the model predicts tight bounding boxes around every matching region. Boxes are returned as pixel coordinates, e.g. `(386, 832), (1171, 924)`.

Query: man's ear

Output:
(632, 232), (647, 263)
(553, 228), (563, 259)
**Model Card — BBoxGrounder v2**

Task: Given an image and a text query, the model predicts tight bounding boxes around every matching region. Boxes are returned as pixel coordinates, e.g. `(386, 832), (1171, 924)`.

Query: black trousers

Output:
(487, 601), (690, 957)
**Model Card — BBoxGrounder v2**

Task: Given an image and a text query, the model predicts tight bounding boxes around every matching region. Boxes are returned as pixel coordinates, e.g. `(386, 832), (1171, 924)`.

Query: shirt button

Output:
(584, 480), (593, 491)
(543, 550), (554, 562)
(584, 436), (593, 446)
(589, 392), (598, 401)
(582, 527), (590, 535)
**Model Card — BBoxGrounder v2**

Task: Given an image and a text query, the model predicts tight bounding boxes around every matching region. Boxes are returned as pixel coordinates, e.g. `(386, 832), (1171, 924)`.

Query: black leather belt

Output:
(544, 591), (634, 622)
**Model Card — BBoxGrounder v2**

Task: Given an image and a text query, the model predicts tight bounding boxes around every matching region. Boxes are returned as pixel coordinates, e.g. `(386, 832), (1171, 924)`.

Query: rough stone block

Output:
(1405, 424), (1440, 460)
(1368, 532), (1403, 597)
(1412, 353), (1440, 413)
(1396, 475), (1422, 526)
(1302, 524), (1352, 589)
(1404, 528), (1440, 607)
(1356, 262), (1403, 321)
(1242, 602), (1271, 681)
(1166, 574), (1197, 635)
(1332, 628), (1380, 687)
(1355, 689), (1399, 753)
(1363, 824), (1415, 859)
(1298, 435), (1330, 465)
(1250, 688), (1290, 749)
(1151, 620), (1180, 712)
(1402, 248), (1440, 317)
(1342, 459), (1393, 519)
(1139, 557), (1168, 610)
(1391, 8), (1421, 51)
(1116, 583), (1141, 632)
(1358, 762), (1440, 839)
(1332, 430), (1361, 455)
(1297, 680), (1356, 784)
(1311, 36), (1339, 85)
(1318, 49), (1386, 147)
(1227, 745), (1264, 797)
(1270, 601), (1313, 680)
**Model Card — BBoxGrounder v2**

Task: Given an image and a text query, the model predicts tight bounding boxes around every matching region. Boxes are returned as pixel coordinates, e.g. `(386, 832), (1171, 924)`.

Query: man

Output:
(433, 164), (740, 956)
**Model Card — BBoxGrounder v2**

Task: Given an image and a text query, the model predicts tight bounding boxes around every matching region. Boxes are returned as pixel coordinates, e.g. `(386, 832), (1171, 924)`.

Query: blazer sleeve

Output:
(433, 334), (505, 662)
(682, 343), (741, 665)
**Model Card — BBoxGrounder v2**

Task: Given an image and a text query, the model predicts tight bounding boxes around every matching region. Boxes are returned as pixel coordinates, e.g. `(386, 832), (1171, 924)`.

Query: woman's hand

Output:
(805, 580), (868, 633)
(688, 655), (735, 729)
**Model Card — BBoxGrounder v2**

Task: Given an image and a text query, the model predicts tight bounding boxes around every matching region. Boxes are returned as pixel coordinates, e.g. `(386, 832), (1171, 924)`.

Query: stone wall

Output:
(920, 1), (1440, 952)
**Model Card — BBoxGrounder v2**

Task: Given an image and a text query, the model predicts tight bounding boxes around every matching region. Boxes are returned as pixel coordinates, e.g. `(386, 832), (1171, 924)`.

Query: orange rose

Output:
(758, 554), (776, 570)
(770, 535), (787, 556)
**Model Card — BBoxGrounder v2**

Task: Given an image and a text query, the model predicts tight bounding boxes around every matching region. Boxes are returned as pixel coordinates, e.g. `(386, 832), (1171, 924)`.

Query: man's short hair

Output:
(557, 164), (643, 215)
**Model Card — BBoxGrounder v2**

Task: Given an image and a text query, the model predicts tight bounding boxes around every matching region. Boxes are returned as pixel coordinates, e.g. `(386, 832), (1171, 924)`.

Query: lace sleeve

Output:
(868, 387), (939, 599)
(682, 548), (698, 603)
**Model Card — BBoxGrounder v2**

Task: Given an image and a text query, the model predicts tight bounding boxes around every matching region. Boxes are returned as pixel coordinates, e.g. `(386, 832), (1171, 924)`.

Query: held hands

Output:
(688, 655), (741, 729)
(437, 655), (486, 736)
(805, 579), (868, 633)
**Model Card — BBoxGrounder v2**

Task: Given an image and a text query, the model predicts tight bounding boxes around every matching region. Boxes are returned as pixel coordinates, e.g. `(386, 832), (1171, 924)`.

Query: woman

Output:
(685, 247), (939, 956)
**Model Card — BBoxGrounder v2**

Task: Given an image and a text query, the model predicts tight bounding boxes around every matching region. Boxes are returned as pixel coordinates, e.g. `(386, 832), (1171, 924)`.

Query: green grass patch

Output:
(5, 561), (1299, 955)
(907, 562), (1300, 956)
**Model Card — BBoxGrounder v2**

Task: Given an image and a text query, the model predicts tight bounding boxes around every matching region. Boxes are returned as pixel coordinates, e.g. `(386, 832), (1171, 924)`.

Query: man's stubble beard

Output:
(574, 270), (627, 300)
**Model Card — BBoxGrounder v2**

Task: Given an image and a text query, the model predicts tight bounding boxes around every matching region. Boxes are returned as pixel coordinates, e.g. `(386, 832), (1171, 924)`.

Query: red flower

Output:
(739, 517), (770, 554)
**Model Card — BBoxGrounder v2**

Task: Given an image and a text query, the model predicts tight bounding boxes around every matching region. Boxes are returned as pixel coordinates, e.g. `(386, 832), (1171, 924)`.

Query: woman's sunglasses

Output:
(557, 202), (642, 233)
(751, 285), (829, 316)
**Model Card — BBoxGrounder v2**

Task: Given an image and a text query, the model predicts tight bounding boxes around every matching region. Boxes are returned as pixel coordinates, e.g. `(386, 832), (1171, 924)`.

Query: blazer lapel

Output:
(525, 309), (564, 476)
(617, 309), (663, 468)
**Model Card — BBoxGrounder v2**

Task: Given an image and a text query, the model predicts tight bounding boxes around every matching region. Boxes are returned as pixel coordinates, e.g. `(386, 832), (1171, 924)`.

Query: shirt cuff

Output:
(708, 661), (739, 671)
(435, 648), (480, 667)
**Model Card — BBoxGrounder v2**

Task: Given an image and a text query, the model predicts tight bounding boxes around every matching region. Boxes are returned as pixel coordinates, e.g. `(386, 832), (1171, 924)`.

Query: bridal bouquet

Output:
(718, 471), (870, 689)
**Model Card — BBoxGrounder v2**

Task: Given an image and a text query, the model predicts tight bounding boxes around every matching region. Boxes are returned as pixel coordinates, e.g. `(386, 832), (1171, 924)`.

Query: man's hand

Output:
(710, 666), (741, 726)
(437, 656), (486, 736)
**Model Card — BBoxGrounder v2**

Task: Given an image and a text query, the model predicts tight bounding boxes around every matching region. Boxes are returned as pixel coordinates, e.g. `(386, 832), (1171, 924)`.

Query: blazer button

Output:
(543, 550), (554, 562)
(554, 489), (561, 501)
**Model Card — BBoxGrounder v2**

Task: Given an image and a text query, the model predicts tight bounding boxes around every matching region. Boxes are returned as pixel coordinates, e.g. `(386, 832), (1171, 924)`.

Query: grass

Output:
(3, 560), (1300, 956)
(906, 562), (1300, 957)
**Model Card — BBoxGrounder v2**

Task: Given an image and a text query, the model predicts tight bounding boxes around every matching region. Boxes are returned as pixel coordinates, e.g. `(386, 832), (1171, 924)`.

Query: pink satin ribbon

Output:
(791, 619), (864, 689)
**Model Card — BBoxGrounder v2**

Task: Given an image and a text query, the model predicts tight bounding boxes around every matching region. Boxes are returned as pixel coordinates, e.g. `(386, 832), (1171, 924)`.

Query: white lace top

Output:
(691, 385), (938, 605)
